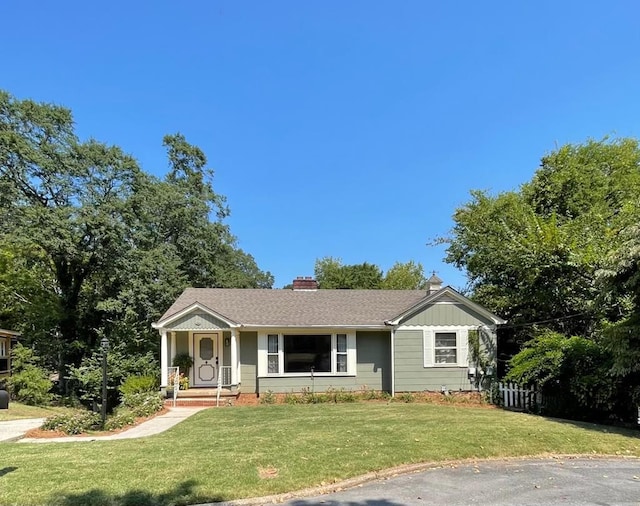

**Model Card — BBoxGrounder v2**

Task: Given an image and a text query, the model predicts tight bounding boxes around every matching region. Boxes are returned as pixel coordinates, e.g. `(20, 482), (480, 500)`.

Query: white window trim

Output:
(423, 326), (470, 368)
(258, 331), (356, 377)
(0, 339), (6, 358)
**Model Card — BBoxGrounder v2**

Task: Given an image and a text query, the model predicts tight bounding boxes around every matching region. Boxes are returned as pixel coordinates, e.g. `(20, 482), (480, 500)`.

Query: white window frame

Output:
(0, 339), (6, 358)
(423, 327), (470, 368)
(267, 334), (279, 374)
(258, 331), (356, 377)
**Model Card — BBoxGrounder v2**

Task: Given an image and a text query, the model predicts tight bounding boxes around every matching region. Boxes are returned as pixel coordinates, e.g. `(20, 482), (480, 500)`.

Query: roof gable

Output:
(386, 286), (506, 326)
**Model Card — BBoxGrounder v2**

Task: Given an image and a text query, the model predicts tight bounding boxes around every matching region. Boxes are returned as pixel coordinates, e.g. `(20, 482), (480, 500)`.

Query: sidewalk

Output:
(0, 418), (46, 442)
(1, 407), (207, 443)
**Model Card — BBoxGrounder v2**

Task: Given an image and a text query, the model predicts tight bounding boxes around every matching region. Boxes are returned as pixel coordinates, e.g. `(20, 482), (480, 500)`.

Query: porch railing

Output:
(219, 366), (232, 387)
(167, 366), (180, 407)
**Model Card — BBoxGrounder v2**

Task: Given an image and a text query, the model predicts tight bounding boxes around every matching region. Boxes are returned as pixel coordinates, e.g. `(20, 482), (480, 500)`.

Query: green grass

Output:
(0, 403), (638, 505)
(0, 402), (74, 421)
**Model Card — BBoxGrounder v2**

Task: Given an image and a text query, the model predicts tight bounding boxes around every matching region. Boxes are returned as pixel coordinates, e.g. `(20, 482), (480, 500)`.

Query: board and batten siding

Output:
(402, 303), (491, 326)
(168, 311), (227, 330)
(394, 301), (497, 392)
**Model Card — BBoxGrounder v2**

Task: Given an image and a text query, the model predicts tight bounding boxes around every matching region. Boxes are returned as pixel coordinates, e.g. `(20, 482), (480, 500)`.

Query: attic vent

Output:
(292, 276), (318, 291)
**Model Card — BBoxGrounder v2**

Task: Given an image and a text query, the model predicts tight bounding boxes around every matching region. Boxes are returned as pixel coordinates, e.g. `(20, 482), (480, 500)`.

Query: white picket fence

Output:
(497, 382), (541, 411)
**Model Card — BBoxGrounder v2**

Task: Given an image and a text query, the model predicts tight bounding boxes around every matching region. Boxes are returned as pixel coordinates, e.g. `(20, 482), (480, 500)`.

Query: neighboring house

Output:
(152, 276), (506, 397)
(0, 329), (20, 379)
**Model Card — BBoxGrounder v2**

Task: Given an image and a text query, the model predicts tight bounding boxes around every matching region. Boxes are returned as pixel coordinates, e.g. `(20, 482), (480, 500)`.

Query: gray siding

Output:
(403, 303), (494, 326)
(239, 331), (257, 393)
(169, 311), (227, 330)
(258, 376), (359, 394)
(175, 331), (189, 356)
(355, 331), (391, 392)
(394, 329), (473, 392)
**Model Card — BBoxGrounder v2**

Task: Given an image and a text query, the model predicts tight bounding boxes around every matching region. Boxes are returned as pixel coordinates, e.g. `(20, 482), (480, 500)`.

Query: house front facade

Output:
(152, 277), (505, 396)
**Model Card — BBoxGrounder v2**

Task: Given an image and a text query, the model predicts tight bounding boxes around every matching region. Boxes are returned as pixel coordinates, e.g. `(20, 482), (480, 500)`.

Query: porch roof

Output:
(157, 288), (430, 328)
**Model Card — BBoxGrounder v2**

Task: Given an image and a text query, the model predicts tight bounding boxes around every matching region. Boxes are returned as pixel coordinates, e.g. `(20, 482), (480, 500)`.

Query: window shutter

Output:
(257, 333), (267, 376)
(347, 333), (356, 374)
(423, 329), (434, 367)
(458, 329), (469, 367)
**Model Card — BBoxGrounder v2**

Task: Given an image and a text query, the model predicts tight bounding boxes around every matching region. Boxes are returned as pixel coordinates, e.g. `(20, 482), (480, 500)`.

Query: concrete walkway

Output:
(1, 407), (207, 443)
(0, 418), (46, 442)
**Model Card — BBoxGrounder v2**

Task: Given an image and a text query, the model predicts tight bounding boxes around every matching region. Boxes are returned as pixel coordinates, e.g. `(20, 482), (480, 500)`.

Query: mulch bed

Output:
(24, 407), (170, 439)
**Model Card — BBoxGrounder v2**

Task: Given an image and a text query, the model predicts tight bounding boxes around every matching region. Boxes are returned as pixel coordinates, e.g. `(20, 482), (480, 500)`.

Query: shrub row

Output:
(42, 411), (101, 435)
(40, 392), (164, 435)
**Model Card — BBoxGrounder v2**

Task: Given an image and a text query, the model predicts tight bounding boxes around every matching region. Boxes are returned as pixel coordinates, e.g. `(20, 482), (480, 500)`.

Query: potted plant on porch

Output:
(172, 353), (194, 379)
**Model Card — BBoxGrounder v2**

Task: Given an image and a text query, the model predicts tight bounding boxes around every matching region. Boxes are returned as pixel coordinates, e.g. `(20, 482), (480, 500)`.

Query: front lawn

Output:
(0, 403), (638, 505)
(0, 402), (74, 422)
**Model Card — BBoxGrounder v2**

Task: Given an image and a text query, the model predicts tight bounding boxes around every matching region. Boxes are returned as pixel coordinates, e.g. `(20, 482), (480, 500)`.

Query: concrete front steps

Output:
(164, 388), (239, 407)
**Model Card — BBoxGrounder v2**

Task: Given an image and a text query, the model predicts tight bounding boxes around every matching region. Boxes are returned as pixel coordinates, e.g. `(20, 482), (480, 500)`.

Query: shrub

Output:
(122, 392), (164, 417)
(259, 390), (276, 404)
(67, 347), (159, 411)
(283, 391), (300, 404)
(104, 411), (136, 431)
(7, 345), (53, 406)
(42, 411), (101, 435)
(335, 388), (356, 403)
(397, 392), (415, 403)
(119, 375), (158, 396)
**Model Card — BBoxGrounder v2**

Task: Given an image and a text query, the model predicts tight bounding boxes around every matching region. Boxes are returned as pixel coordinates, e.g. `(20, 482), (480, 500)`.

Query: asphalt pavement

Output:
(217, 457), (640, 506)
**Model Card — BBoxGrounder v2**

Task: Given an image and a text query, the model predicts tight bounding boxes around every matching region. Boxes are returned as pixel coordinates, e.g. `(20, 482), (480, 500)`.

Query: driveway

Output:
(0, 418), (45, 442)
(273, 457), (640, 506)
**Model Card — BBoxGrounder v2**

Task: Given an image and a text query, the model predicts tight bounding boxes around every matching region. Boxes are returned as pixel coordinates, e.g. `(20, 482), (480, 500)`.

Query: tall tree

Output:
(0, 90), (273, 381)
(314, 257), (383, 289)
(442, 137), (640, 421)
(381, 261), (427, 290)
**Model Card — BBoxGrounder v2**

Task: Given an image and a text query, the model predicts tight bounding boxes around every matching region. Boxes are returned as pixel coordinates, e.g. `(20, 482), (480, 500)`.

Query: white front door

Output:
(193, 333), (219, 387)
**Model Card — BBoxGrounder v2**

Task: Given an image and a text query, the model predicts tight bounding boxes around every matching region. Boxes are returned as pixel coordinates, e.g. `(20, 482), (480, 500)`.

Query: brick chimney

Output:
(292, 276), (318, 290)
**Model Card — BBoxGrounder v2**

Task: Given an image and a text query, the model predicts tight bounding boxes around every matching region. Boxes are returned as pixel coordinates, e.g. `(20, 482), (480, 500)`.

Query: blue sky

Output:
(3, 1), (639, 289)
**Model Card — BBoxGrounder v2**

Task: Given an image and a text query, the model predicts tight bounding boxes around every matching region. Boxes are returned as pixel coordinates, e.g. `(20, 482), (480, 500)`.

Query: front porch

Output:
(156, 324), (241, 392)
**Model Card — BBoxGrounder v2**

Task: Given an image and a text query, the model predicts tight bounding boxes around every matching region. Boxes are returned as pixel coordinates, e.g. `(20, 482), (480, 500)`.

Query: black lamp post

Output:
(100, 337), (109, 427)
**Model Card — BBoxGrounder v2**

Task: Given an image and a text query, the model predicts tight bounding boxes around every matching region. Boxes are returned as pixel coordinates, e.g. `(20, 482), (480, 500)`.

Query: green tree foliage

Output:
(444, 137), (640, 422)
(505, 330), (634, 421)
(7, 344), (53, 405)
(67, 347), (158, 411)
(314, 257), (383, 289)
(0, 90), (273, 382)
(381, 261), (427, 290)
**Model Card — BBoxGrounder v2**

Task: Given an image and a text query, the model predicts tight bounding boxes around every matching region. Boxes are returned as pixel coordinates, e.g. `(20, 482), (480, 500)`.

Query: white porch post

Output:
(170, 331), (176, 369)
(230, 329), (238, 387)
(160, 328), (168, 387)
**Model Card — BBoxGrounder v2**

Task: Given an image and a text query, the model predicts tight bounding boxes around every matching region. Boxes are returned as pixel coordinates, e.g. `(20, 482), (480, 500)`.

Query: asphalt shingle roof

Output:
(158, 288), (431, 327)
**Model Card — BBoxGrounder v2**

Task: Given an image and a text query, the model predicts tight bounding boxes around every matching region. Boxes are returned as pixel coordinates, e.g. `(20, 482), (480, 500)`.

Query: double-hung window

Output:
(434, 332), (457, 364)
(336, 334), (347, 372)
(267, 334), (279, 374)
(423, 328), (469, 368)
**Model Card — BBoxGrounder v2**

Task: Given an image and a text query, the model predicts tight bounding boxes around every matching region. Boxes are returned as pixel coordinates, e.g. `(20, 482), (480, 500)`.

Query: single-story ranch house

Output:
(152, 276), (505, 398)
